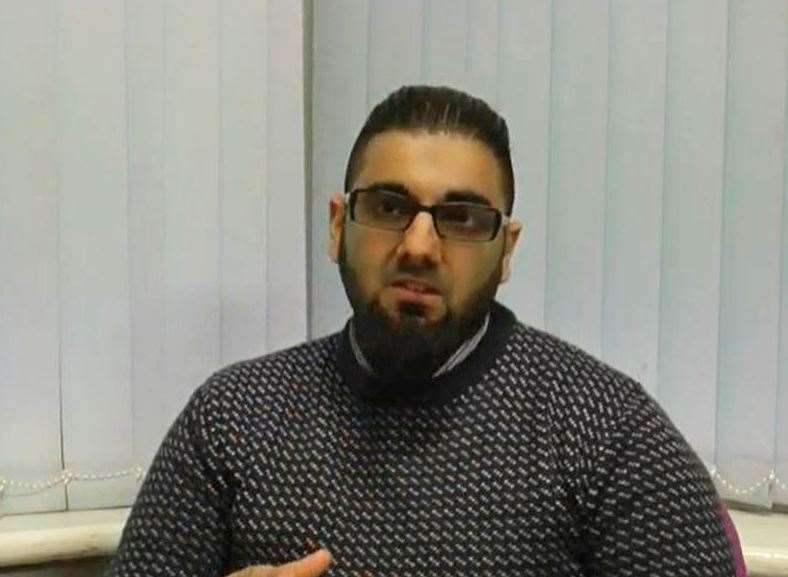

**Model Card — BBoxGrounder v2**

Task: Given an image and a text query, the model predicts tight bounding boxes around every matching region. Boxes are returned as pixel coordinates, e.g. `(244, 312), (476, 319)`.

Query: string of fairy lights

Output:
(0, 467), (144, 498)
(0, 465), (786, 501)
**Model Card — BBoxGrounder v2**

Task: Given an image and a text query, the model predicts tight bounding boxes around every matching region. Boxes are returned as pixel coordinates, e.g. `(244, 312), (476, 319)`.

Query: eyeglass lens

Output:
(352, 189), (499, 242)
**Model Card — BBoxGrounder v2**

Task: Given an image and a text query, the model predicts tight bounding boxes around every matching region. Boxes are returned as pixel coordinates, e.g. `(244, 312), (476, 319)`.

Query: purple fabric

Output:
(717, 504), (748, 576)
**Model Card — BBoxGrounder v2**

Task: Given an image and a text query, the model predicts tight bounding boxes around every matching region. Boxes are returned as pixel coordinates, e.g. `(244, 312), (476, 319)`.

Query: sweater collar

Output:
(337, 301), (517, 407)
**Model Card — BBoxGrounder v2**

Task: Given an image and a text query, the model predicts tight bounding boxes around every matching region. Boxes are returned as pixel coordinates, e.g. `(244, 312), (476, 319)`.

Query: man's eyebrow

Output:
(361, 183), (492, 207)
(363, 182), (410, 196)
(443, 189), (492, 207)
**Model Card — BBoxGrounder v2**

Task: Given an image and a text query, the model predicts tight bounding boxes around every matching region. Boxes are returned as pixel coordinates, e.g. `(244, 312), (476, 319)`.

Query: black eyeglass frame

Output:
(346, 187), (509, 243)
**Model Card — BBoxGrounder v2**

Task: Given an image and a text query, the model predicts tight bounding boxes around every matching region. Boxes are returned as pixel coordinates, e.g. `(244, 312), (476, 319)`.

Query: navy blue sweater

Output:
(107, 302), (737, 576)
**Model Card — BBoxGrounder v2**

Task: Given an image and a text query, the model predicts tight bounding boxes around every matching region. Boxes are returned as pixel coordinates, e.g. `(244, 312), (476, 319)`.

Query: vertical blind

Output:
(310, 0), (788, 510)
(0, 0), (306, 515)
(1, 0), (786, 516)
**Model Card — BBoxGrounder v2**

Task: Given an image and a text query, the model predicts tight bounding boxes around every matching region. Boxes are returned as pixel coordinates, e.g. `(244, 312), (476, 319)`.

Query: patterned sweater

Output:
(107, 302), (741, 577)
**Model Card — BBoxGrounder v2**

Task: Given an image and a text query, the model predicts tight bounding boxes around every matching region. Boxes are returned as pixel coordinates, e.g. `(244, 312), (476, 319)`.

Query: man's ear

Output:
(328, 192), (345, 263)
(499, 220), (523, 284)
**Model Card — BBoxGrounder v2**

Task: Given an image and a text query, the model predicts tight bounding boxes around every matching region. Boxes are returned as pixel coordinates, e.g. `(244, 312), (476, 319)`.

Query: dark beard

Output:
(338, 231), (503, 382)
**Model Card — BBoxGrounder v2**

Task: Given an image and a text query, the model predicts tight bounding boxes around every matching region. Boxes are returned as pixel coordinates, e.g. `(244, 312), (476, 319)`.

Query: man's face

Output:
(329, 130), (521, 380)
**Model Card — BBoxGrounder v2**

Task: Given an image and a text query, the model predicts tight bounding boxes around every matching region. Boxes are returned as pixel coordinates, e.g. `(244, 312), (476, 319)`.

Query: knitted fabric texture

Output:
(106, 302), (738, 577)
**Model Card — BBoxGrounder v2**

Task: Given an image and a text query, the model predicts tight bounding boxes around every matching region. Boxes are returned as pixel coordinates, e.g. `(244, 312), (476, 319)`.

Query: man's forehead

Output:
(352, 129), (506, 207)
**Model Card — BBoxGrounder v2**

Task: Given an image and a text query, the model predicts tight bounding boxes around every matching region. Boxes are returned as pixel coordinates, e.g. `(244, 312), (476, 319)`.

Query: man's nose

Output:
(396, 211), (441, 265)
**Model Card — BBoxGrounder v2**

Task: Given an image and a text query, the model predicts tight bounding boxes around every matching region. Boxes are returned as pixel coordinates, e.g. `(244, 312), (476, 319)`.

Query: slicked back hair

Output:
(343, 85), (515, 215)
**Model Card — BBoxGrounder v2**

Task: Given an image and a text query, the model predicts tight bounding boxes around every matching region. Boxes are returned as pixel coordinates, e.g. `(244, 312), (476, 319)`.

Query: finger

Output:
(275, 549), (332, 577)
(225, 565), (276, 577)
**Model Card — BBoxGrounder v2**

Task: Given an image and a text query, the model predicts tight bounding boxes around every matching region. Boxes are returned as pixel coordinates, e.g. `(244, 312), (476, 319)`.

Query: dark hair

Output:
(344, 85), (515, 215)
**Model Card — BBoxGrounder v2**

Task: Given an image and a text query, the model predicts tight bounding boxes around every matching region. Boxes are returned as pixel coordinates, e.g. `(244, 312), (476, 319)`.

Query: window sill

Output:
(0, 507), (129, 567)
(0, 507), (786, 575)
(729, 509), (788, 576)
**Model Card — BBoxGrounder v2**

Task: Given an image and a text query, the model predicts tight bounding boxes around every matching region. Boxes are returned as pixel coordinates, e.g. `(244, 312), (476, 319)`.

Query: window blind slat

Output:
(422, 0), (469, 89)
(126, 0), (168, 469)
(0, 0), (64, 516)
(220, 0), (269, 364)
(57, 0), (135, 510)
(657, 0), (727, 469)
(310, 0), (368, 339)
(777, 48), (788, 506)
(601, 0), (667, 396)
(777, 133), (788, 505)
(545, 0), (610, 356)
(161, 0), (221, 418)
(367, 0), (423, 107)
(265, 0), (308, 352)
(716, 0), (787, 508)
(466, 0), (499, 108)
(496, 0), (551, 329)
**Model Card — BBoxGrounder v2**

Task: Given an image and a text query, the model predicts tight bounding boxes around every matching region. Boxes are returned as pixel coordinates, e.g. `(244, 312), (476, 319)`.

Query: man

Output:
(107, 86), (744, 577)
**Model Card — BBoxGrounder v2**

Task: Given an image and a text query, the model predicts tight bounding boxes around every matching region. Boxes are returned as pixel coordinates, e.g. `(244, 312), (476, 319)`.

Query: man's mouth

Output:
(382, 278), (446, 325)
(388, 279), (442, 317)
(390, 278), (440, 295)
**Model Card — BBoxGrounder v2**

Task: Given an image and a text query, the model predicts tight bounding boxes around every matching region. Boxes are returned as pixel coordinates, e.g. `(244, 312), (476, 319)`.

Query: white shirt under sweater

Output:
(106, 301), (741, 577)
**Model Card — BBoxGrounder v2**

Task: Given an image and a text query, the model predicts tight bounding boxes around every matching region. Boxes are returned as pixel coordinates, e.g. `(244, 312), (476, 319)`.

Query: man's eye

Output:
(378, 200), (403, 214)
(441, 205), (476, 226)
(373, 196), (409, 217)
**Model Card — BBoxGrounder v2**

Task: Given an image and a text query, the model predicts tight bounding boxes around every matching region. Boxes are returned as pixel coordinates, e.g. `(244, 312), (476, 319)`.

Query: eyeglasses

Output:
(347, 188), (508, 243)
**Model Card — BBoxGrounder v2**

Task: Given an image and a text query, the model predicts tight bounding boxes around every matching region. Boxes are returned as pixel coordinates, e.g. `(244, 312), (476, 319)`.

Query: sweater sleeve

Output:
(581, 392), (741, 577)
(105, 384), (232, 577)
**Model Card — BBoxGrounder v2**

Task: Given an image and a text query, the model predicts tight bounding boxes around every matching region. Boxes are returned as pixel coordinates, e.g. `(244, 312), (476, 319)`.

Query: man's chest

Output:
(226, 408), (584, 577)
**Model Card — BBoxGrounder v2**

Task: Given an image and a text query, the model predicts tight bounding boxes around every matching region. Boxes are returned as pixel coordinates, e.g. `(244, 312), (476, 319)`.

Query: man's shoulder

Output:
(195, 331), (343, 408)
(221, 331), (340, 375)
(501, 319), (656, 424)
(501, 320), (697, 474)
(507, 321), (637, 386)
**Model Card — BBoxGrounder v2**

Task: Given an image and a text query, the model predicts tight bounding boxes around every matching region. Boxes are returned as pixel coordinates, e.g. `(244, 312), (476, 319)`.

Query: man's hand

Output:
(227, 549), (332, 577)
